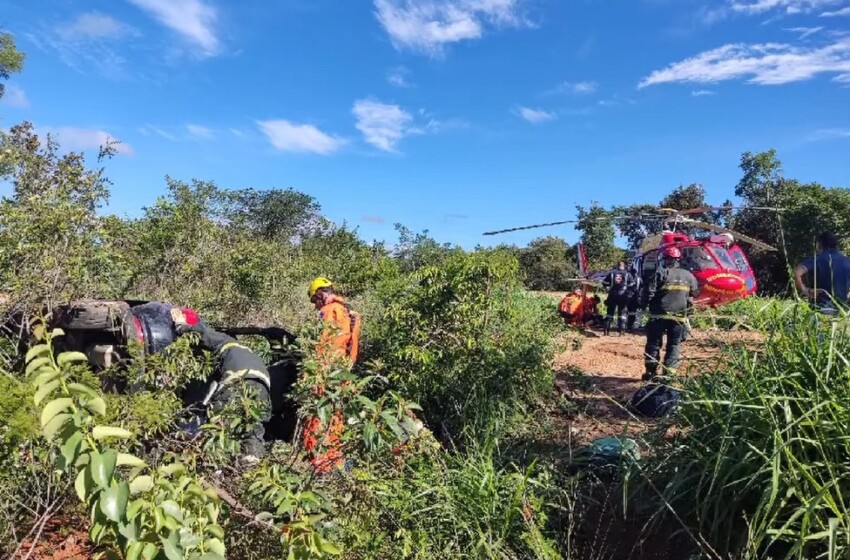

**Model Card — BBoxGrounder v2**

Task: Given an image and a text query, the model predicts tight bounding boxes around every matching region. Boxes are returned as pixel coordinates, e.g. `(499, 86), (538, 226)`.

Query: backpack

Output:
(628, 384), (681, 418)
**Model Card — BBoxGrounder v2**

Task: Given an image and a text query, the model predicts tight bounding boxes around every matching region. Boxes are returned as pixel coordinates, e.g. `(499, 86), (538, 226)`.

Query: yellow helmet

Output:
(308, 276), (334, 298)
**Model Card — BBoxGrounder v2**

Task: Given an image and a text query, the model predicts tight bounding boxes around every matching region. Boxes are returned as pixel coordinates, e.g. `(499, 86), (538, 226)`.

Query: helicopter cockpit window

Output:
(680, 246), (716, 271)
(710, 246), (738, 270)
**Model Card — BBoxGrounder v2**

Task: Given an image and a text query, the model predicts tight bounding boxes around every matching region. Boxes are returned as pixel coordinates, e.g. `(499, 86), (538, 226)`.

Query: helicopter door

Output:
(728, 245), (757, 295)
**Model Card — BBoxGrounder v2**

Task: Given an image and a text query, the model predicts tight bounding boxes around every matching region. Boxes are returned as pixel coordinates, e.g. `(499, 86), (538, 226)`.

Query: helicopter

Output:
(484, 205), (781, 309)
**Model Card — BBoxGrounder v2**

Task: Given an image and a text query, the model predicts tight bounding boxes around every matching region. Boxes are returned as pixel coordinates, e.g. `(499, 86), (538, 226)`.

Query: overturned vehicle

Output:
(13, 299), (303, 444)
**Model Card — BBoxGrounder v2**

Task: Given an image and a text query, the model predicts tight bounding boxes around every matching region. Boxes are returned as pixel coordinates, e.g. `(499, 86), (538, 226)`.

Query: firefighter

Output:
(558, 290), (583, 325)
(602, 261), (635, 336)
(626, 263), (643, 332)
(171, 309), (272, 462)
(304, 277), (362, 473)
(642, 247), (699, 381)
(308, 276), (361, 365)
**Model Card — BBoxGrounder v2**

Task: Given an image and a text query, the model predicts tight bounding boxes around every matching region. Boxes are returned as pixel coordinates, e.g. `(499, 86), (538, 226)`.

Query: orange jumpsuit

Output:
(304, 295), (361, 473)
(317, 295), (360, 364)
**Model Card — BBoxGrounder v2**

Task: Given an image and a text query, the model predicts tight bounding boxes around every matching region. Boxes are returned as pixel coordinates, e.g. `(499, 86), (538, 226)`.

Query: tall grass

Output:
(640, 302), (850, 559)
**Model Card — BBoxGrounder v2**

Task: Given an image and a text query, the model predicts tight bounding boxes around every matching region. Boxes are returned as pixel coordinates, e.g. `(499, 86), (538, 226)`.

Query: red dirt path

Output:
(551, 325), (762, 446)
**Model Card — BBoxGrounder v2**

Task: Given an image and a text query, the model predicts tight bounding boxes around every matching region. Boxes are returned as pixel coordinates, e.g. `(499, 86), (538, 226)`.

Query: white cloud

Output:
(1, 84), (30, 108)
(387, 66), (412, 87)
(785, 25), (825, 38)
(692, 89), (716, 95)
(229, 128), (245, 137)
(514, 106), (556, 123)
(126, 0), (220, 55)
(187, 124), (214, 139)
(730, 0), (847, 14)
(374, 0), (529, 55)
(56, 12), (136, 40)
(352, 99), (414, 151)
(821, 5), (850, 14)
(639, 39), (850, 87)
(256, 120), (344, 154)
(806, 127), (850, 140)
(545, 80), (597, 95)
(45, 127), (134, 155)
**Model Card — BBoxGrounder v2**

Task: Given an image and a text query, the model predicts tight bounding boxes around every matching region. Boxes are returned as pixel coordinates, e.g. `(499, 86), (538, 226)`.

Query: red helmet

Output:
(662, 246), (681, 259)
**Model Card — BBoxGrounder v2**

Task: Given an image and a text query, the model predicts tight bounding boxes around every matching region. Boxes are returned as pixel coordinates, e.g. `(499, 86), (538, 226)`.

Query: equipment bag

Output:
(628, 383), (682, 418)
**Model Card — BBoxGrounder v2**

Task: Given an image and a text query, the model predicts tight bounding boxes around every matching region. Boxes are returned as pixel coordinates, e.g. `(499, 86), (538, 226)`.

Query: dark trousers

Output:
(626, 297), (640, 330)
(605, 295), (628, 333)
(644, 318), (686, 377)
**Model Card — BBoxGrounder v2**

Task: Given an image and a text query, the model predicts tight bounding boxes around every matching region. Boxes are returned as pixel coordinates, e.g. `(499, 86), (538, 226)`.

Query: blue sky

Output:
(1, 0), (849, 249)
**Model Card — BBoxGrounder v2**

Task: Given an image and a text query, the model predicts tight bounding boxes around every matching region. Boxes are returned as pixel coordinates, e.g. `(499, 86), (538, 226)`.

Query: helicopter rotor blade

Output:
(677, 205), (784, 215)
(679, 218), (778, 251)
(482, 219), (580, 236)
(483, 214), (636, 236)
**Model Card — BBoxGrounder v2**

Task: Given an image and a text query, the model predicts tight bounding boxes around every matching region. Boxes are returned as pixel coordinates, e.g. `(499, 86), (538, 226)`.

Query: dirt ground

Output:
(9, 513), (91, 560)
(551, 323), (763, 446)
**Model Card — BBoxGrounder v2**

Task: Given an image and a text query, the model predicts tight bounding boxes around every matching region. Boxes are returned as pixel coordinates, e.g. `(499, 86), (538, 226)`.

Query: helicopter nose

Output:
(706, 272), (745, 295)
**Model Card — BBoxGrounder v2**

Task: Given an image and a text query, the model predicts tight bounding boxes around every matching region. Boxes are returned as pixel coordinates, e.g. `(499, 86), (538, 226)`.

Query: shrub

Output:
(364, 249), (558, 442)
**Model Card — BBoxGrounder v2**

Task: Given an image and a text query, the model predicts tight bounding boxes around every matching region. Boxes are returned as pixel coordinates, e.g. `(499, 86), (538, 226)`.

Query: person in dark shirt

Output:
(794, 231), (850, 313)
(602, 261), (635, 336)
(642, 247), (699, 381)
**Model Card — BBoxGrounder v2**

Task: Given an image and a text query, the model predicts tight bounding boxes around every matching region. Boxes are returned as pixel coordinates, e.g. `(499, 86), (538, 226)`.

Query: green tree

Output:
(576, 203), (623, 270)
(0, 33), (25, 100)
(229, 188), (321, 241)
(518, 236), (577, 291)
(0, 122), (121, 308)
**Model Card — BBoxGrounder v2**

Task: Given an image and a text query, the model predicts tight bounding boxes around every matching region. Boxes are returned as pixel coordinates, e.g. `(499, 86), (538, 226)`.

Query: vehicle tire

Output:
(55, 300), (131, 331)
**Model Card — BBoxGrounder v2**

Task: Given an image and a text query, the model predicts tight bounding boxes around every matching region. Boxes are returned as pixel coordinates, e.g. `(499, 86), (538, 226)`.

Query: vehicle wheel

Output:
(55, 300), (131, 331)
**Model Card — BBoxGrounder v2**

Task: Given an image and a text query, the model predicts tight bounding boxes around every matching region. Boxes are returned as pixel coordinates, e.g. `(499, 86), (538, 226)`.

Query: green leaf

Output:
(179, 530), (201, 550)
(25, 343), (50, 364)
(43, 413), (72, 441)
(67, 383), (99, 399)
(60, 431), (84, 468)
(40, 397), (73, 427)
(198, 554), (225, 560)
(75, 467), (95, 502)
(118, 518), (139, 541)
(205, 524), (225, 539)
(160, 500), (184, 522)
(99, 481), (129, 523)
(127, 498), (146, 519)
(205, 538), (225, 557)
(126, 540), (144, 560)
(92, 426), (133, 440)
(90, 521), (106, 543)
(34, 379), (61, 406)
(116, 453), (146, 468)
(204, 503), (219, 525)
(31, 369), (61, 388)
(50, 327), (66, 338)
(91, 450), (118, 488)
(129, 475), (153, 495)
(85, 397), (107, 417)
(141, 543), (160, 560)
(161, 535), (184, 560)
(158, 462), (186, 477)
(26, 356), (53, 376)
(320, 539), (342, 555)
(58, 351), (89, 366)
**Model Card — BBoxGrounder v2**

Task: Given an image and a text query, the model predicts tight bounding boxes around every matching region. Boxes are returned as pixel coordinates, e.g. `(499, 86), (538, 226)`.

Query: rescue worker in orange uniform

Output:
(309, 276), (361, 365)
(302, 277), (362, 473)
(558, 290), (602, 327)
